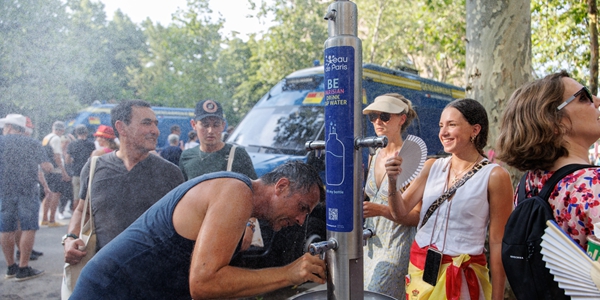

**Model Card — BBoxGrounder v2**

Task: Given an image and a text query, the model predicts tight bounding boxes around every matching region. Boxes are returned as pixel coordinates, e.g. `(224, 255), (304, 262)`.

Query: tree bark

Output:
(589, 0), (599, 95)
(466, 2), (532, 299)
(465, 0), (531, 172)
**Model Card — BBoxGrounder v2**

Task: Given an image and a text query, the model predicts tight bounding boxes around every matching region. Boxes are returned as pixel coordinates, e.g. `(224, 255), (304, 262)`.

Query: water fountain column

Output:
(322, 1), (363, 299)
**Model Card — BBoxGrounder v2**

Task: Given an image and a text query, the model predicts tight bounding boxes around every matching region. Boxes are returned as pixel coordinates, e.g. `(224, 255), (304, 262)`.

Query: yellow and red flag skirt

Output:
(405, 241), (492, 300)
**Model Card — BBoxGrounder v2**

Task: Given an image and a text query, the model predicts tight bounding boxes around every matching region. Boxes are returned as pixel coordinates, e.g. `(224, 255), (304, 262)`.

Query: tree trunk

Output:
(465, 0), (531, 174)
(589, 0), (599, 95)
(466, 1), (532, 299)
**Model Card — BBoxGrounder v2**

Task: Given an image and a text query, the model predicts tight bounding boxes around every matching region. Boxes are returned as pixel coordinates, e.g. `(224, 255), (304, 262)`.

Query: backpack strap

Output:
(520, 164), (596, 203)
(227, 145), (237, 172)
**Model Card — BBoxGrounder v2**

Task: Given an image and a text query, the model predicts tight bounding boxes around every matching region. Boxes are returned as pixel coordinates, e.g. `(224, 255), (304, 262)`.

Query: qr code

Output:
(328, 208), (338, 221)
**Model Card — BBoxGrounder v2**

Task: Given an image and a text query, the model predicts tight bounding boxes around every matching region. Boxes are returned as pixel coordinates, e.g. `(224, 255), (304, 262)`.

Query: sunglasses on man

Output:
(368, 112), (392, 122)
(557, 86), (593, 111)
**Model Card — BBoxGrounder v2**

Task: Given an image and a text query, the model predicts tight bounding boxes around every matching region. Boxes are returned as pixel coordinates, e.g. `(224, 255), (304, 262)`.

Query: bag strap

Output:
(420, 160), (490, 229)
(227, 145), (237, 172)
(80, 156), (99, 237)
(43, 134), (57, 147)
(518, 163), (596, 204)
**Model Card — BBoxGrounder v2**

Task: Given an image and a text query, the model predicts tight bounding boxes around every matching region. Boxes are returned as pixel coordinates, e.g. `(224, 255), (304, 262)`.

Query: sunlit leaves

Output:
(0, 0), (79, 124)
(531, 0), (592, 83)
(355, 0), (466, 86)
(129, 0), (224, 108)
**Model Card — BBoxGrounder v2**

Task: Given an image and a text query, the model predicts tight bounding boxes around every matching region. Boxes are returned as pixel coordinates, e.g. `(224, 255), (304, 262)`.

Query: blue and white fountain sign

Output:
(324, 46), (355, 232)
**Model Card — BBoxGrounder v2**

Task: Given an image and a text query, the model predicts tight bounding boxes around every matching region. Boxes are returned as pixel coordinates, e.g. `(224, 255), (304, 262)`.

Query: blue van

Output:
(66, 103), (194, 148)
(227, 63), (465, 176)
(227, 63), (465, 269)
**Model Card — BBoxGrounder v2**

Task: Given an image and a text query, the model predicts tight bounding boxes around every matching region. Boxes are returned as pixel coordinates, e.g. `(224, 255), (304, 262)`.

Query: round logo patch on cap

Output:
(203, 100), (218, 113)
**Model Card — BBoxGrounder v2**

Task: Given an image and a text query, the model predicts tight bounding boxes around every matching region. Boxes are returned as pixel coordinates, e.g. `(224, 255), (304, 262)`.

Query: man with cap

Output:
(179, 99), (259, 252)
(65, 125), (96, 212)
(62, 100), (184, 297)
(0, 114), (53, 281)
(179, 99), (256, 181)
(41, 120), (71, 226)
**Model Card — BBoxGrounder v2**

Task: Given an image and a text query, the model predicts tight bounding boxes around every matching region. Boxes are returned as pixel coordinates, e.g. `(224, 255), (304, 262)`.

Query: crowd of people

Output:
(1, 70), (600, 299)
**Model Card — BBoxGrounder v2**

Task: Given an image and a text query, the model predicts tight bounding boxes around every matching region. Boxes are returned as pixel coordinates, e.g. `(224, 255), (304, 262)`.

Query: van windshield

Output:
(228, 78), (325, 156)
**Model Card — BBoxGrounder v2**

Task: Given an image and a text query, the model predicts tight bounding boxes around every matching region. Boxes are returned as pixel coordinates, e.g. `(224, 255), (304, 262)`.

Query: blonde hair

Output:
(496, 71), (571, 171)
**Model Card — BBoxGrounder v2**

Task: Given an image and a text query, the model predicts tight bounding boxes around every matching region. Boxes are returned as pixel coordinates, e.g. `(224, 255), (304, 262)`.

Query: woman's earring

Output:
(471, 136), (476, 143)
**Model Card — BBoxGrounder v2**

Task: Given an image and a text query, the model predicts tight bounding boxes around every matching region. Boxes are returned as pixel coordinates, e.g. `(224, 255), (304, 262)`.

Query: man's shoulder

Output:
(181, 145), (199, 155)
(180, 146), (201, 163)
(148, 152), (183, 169)
(42, 133), (57, 140)
(163, 145), (182, 153)
(43, 133), (61, 147)
(229, 144), (252, 155)
(69, 139), (95, 151)
(146, 154), (185, 183)
(4, 134), (39, 146)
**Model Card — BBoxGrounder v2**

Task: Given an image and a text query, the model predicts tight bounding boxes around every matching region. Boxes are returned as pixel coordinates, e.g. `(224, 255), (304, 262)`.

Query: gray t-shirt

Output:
(79, 152), (184, 250)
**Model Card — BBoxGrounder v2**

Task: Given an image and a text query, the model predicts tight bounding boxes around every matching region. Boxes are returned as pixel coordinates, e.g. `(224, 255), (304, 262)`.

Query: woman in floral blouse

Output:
(497, 70), (600, 249)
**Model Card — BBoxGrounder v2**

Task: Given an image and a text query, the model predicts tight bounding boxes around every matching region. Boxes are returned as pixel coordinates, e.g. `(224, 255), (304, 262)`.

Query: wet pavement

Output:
(0, 216), (324, 300)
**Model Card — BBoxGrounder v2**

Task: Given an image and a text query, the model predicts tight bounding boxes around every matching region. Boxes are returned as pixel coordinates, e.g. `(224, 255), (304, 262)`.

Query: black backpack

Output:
(502, 164), (594, 300)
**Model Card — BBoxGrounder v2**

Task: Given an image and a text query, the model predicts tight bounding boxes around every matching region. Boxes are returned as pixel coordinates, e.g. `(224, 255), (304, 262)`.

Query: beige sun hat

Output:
(362, 95), (409, 114)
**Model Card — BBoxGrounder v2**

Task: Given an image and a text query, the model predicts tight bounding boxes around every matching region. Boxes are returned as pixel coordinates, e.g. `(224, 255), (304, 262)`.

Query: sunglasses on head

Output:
(557, 86), (593, 111)
(368, 112), (391, 122)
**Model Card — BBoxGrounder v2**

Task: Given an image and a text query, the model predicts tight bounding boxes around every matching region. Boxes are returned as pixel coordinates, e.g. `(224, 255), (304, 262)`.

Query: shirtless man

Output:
(71, 161), (326, 299)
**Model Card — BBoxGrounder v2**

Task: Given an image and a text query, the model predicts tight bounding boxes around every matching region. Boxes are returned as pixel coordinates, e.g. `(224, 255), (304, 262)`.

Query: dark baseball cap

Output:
(194, 99), (223, 121)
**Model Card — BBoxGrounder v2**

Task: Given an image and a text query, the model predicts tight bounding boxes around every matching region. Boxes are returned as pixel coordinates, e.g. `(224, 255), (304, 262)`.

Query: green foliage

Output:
(531, 0), (591, 83)
(105, 10), (147, 100)
(2, 0), (597, 130)
(0, 0), (79, 125)
(234, 0), (329, 118)
(128, 0), (224, 108)
(65, 0), (115, 104)
(355, 0), (466, 86)
(216, 37), (253, 125)
(0, 0), (149, 131)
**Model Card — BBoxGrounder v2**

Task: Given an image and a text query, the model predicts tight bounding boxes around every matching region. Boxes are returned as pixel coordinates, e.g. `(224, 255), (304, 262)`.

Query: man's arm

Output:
(37, 168), (51, 196)
(63, 199), (87, 264)
(180, 180), (325, 299)
(39, 161), (53, 174)
(63, 160), (91, 264)
(65, 143), (74, 165)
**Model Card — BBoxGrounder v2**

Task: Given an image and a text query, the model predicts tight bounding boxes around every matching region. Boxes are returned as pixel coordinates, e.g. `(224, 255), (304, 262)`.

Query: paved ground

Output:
(0, 219), (68, 300)
(0, 216), (325, 300)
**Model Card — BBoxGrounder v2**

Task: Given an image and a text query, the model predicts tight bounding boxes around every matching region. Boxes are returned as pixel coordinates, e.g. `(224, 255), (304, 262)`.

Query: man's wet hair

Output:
(261, 161), (325, 203)
(110, 100), (152, 138)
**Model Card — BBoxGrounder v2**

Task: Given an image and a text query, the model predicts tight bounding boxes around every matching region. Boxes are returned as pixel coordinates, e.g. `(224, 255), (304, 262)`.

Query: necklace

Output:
(449, 155), (480, 186)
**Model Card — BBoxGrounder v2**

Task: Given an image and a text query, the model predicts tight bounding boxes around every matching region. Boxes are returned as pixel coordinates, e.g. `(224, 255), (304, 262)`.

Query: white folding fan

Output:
(395, 134), (427, 190)
(541, 220), (600, 299)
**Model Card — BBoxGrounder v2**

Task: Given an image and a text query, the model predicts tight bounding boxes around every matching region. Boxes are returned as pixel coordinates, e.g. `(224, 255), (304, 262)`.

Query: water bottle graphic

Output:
(326, 123), (345, 186)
